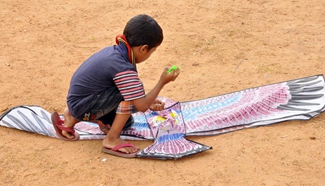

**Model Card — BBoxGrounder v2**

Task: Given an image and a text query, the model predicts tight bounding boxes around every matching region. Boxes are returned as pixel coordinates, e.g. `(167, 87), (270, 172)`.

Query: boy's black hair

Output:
(123, 14), (163, 51)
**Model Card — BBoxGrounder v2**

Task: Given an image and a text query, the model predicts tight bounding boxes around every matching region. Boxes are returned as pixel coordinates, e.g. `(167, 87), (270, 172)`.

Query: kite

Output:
(1, 74), (325, 160)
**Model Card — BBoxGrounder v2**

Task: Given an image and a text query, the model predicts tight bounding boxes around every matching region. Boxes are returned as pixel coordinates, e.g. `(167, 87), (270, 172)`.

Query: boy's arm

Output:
(131, 80), (165, 112)
(132, 68), (180, 112)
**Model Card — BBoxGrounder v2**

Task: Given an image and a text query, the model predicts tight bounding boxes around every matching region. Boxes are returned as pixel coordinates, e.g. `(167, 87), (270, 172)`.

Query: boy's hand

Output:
(159, 67), (180, 85)
(132, 67), (179, 113)
(149, 99), (165, 111)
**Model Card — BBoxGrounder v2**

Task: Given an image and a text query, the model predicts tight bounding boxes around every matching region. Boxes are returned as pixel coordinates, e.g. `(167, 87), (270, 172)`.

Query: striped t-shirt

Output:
(67, 45), (145, 118)
(113, 70), (145, 101)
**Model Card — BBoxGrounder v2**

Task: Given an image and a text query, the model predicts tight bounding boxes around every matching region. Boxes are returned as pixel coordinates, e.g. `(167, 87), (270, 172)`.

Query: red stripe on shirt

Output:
(114, 70), (145, 101)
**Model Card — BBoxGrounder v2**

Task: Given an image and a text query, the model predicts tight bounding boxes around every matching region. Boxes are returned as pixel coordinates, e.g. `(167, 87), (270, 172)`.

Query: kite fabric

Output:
(1, 74), (325, 160)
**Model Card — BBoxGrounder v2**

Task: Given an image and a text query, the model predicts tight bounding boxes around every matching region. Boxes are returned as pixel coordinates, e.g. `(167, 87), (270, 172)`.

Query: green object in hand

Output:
(167, 65), (178, 74)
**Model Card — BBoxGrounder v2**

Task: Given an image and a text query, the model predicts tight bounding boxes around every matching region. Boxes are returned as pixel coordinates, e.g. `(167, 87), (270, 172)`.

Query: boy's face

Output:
(134, 45), (159, 63)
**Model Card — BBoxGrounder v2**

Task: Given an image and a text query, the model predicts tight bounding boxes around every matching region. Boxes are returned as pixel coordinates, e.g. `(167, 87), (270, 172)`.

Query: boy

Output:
(51, 14), (180, 158)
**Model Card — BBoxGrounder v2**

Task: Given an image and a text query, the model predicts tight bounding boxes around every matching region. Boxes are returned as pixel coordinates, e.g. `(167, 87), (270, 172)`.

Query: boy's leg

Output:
(62, 108), (79, 139)
(102, 113), (139, 153)
(97, 109), (134, 134)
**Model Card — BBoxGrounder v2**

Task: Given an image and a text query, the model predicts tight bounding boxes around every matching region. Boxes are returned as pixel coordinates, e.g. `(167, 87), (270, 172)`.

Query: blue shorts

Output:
(77, 87), (134, 129)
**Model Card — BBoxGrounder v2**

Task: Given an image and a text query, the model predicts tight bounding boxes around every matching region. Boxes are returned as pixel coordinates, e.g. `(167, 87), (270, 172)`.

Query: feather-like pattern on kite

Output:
(119, 112), (154, 140)
(181, 75), (325, 136)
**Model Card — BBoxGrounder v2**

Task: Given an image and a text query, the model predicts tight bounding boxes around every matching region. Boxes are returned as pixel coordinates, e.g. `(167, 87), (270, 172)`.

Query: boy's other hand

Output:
(159, 67), (180, 85)
(149, 99), (165, 111)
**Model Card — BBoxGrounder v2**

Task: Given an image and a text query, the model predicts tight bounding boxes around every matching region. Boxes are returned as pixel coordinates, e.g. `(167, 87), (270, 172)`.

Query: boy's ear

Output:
(139, 45), (149, 53)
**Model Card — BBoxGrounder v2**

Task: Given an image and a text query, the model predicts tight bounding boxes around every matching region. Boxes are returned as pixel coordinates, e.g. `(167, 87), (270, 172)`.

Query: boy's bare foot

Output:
(102, 137), (139, 154)
(62, 108), (79, 139)
(92, 120), (111, 134)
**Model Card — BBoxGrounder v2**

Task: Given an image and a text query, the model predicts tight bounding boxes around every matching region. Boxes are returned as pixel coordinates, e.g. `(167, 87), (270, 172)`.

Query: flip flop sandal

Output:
(51, 111), (80, 141)
(102, 143), (140, 158)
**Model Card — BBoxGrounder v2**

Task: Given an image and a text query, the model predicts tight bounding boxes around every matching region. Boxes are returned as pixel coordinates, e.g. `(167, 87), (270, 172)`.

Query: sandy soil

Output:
(1, 0), (325, 185)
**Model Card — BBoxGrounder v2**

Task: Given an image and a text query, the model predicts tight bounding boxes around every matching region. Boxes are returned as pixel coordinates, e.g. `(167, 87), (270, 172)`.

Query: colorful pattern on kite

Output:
(179, 75), (325, 136)
(120, 112), (154, 140)
(137, 103), (211, 159)
(145, 103), (185, 137)
(181, 83), (288, 133)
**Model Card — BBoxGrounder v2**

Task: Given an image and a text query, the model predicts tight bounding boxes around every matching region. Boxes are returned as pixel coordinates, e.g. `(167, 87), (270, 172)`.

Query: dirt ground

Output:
(1, 0), (325, 185)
